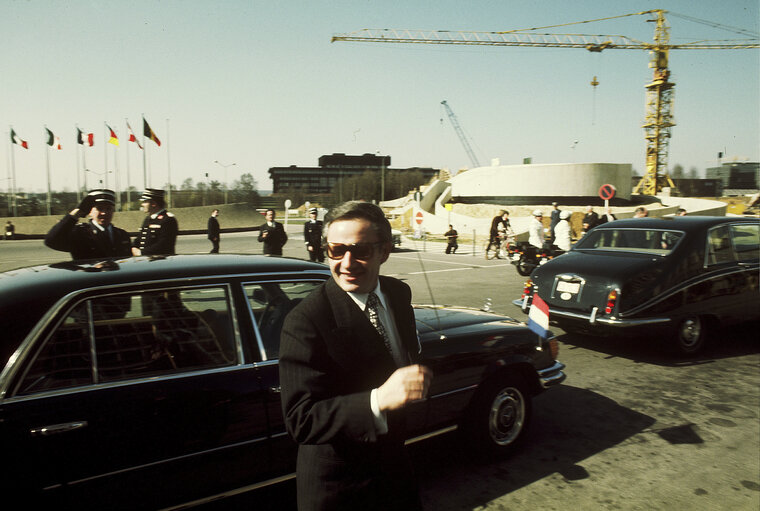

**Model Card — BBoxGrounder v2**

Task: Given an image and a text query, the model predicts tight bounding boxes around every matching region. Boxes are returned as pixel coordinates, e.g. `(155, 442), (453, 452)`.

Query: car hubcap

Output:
(488, 387), (525, 446)
(679, 317), (702, 349)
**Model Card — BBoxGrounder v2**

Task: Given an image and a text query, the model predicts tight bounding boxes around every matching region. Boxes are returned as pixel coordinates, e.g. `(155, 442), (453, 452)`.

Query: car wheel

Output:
(516, 258), (533, 276)
(673, 315), (707, 355)
(466, 376), (532, 456)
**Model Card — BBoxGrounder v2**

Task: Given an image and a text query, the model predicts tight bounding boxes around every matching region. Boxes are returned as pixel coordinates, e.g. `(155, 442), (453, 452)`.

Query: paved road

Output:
(1, 231), (759, 510)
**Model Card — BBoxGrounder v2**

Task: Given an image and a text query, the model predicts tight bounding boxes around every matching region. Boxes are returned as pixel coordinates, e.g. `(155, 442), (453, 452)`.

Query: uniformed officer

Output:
(132, 188), (179, 256)
(303, 207), (324, 262)
(45, 189), (132, 260)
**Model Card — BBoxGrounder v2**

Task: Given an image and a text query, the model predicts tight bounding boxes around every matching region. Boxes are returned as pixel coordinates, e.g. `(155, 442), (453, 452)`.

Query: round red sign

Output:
(598, 184), (616, 200)
(415, 212), (424, 225)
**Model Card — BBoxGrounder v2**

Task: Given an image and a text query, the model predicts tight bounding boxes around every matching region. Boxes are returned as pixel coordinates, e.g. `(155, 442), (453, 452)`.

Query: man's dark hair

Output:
(266, 208), (275, 215)
(325, 201), (392, 244)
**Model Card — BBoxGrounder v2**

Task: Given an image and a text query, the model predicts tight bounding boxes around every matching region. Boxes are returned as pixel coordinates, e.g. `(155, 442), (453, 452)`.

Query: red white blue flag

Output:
(527, 293), (550, 339)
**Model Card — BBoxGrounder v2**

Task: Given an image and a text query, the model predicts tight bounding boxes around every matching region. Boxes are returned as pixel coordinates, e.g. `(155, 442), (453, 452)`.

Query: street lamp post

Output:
(377, 151), (385, 203)
(213, 160), (236, 204)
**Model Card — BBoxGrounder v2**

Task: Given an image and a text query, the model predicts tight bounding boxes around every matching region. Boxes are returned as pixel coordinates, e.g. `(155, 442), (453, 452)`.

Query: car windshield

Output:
(574, 228), (684, 255)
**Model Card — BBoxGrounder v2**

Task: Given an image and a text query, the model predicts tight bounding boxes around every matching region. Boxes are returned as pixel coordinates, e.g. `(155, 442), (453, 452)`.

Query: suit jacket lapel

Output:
(379, 276), (420, 363)
(324, 279), (396, 373)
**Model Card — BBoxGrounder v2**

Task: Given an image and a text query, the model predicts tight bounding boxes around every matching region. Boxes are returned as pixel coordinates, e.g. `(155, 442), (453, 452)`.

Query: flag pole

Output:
(142, 114), (148, 189)
(103, 122), (109, 189)
(114, 130), (120, 211)
(166, 118), (171, 207)
(125, 119), (131, 208)
(75, 126), (81, 201)
(9, 125), (17, 217)
(5, 131), (12, 216)
(45, 126), (51, 216)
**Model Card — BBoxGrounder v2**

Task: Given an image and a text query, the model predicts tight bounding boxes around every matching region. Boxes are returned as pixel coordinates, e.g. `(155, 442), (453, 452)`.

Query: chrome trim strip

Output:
(60, 435), (270, 488)
(405, 425), (459, 446)
(157, 472), (297, 511)
(428, 384), (478, 400)
(550, 308), (671, 327)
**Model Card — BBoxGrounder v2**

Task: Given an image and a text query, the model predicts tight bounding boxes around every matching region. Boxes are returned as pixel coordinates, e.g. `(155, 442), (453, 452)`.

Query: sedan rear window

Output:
(574, 228), (684, 255)
(14, 286), (237, 396)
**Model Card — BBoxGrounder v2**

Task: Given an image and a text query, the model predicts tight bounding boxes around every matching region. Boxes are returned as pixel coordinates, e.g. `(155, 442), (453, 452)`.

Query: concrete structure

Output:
(449, 162), (633, 206)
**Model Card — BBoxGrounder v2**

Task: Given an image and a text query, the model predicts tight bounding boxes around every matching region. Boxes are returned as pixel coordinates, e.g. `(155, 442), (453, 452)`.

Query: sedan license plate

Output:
(556, 281), (580, 294)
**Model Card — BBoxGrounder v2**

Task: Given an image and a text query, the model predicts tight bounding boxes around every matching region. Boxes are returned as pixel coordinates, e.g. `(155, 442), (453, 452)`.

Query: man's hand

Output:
(377, 364), (432, 412)
(131, 247), (142, 256)
(75, 195), (96, 217)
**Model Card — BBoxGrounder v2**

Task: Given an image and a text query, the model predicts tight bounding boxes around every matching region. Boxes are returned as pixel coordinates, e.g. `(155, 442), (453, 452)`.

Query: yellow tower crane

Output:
(332, 10), (758, 195)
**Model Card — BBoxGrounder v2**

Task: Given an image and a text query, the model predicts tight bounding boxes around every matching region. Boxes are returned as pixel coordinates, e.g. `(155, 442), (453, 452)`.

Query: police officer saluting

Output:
(132, 188), (179, 256)
(303, 207), (324, 262)
(45, 189), (132, 260)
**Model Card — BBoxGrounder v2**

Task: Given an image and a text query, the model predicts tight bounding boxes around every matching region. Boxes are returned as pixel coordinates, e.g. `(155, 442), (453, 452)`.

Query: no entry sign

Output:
(415, 211), (424, 225)
(598, 184), (616, 201)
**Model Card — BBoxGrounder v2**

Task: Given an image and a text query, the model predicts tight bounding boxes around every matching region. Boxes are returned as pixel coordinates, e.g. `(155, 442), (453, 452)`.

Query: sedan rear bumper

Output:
(512, 298), (672, 328)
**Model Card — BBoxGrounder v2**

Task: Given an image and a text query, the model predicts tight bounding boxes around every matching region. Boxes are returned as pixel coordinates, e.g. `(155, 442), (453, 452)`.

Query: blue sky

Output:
(3, 0), (758, 196)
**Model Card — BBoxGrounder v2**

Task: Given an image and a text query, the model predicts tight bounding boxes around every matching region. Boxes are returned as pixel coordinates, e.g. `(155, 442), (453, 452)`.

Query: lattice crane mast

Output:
(440, 100), (481, 168)
(332, 10), (759, 195)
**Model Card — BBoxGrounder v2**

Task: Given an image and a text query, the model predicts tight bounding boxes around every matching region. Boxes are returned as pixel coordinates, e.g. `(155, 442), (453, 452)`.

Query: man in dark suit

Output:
(258, 208), (288, 256)
(207, 209), (220, 253)
(303, 207), (324, 262)
(132, 188), (179, 256)
(280, 201), (432, 511)
(45, 189), (132, 260)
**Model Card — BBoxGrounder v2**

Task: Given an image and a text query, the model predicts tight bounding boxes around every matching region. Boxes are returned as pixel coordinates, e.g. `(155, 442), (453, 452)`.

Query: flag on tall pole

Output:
(46, 128), (62, 150)
(143, 117), (161, 146)
(77, 128), (94, 146)
(127, 121), (143, 149)
(107, 124), (119, 146)
(11, 129), (28, 149)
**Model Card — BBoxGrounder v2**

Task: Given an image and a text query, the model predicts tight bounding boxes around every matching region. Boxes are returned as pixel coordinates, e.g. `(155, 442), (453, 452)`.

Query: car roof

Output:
(0, 254), (329, 307)
(593, 216), (758, 231)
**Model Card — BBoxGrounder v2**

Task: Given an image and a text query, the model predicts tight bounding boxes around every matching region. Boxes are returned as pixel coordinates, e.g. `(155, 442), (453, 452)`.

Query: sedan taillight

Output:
(605, 289), (619, 314)
(522, 278), (533, 299)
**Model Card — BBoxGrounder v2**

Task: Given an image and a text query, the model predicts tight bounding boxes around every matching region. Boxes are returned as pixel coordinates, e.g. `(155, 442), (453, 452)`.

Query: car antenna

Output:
(408, 237), (445, 339)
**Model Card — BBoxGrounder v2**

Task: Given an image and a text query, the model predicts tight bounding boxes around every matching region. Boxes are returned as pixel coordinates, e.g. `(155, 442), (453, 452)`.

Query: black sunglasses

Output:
(325, 242), (384, 260)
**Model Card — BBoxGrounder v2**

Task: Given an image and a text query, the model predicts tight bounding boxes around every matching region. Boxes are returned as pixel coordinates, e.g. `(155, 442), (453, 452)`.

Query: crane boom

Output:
(332, 10), (759, 195)
(441, 100), (481, 168)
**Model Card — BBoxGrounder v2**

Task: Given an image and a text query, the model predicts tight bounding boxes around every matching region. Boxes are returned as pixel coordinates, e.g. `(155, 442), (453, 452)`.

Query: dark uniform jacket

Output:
(279, 276), (422, 511)
(303, 219), (324, 261)
(45, 215), (132, 260)
(133, 210), (179, 255)
(257, 221), (287, 255)
(207, 216), (220, 240)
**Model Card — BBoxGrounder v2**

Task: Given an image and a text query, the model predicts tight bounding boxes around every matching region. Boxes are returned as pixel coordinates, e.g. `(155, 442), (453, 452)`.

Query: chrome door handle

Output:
(269, 386), (281, 394)
(30, 421), (88, 437)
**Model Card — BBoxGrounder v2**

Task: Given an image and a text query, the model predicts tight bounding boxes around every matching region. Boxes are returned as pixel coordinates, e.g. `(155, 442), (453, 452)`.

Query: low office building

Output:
(268, 153), (439, 194)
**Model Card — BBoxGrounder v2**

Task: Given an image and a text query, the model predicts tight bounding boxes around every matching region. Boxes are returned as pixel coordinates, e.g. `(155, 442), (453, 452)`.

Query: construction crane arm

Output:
(332, 28), (758, 50)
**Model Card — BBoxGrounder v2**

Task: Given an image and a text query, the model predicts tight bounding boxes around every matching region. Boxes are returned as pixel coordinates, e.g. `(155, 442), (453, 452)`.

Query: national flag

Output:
(143, 117), (161, 146)
(127, 121), (143, 149)
(77, 128), (94, 147)
(527, 293), (550, 339)
(107, 124), (119, 146)
(46, 128), (62, 150)
(11, 129), (28, 149)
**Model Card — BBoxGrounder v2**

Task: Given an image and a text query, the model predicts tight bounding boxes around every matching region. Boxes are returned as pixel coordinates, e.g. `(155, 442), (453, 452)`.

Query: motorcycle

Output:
(509, 241), (565, 276)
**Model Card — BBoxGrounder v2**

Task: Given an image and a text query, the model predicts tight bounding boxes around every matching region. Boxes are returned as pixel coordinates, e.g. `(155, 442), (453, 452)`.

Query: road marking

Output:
(391, 254), (508, 269)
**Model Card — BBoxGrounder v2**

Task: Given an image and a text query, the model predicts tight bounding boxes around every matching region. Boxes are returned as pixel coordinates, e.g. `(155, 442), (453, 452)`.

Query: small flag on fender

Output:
(527, 293), (550, 340)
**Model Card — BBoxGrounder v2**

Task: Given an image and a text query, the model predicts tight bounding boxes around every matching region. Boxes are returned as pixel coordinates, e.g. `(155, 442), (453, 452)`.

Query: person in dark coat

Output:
(303, 207), (324, 262)
(444, 224), (458, 254)
(258, 208), (287, 256)
(582, 205), (600, 234)
(45, 189), (132, 260)
(280, 201), (431, 511)
(549, 202), (561, 243)
(132, 188), (179, 256)
(4, 221), (15, 240)
(207, 209), (220, 253)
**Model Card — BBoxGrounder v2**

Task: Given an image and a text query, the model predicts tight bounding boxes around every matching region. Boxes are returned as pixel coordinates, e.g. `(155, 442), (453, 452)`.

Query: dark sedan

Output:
(0, 255), (565, 510)
(514, 216), (759, 355)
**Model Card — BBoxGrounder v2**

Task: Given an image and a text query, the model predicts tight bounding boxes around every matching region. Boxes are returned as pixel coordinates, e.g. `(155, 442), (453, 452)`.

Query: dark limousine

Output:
(0, 255), (565, 510)
(515, 216), (759, 355)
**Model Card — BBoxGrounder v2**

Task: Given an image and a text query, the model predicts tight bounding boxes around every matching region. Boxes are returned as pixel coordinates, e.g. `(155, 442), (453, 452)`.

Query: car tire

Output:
(516, 258), (533, 276)
(465, 375), (532, 456)
(672, 315), (707, 355)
